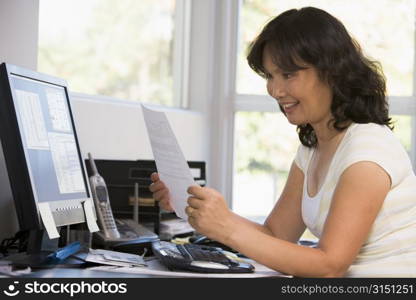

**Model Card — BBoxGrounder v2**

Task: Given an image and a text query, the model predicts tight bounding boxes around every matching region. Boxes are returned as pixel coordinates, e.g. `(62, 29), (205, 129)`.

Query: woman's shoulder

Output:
(294, 143), (313, 173)
(344, 122), (396, 146)
(349, 122), (392, 135)
(336, 122), (412, 186)
(341, 122), (405, 156)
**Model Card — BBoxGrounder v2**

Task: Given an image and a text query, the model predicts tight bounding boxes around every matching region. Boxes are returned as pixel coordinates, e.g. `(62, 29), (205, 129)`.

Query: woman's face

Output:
(262, 48), (333, 127)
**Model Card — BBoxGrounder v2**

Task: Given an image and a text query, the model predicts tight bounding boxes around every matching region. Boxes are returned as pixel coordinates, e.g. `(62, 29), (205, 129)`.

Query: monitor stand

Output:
(5, 229), (87, 269)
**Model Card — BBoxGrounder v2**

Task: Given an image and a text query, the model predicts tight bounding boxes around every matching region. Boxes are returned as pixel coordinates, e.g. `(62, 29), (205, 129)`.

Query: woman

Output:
(149, 7), (416, 277)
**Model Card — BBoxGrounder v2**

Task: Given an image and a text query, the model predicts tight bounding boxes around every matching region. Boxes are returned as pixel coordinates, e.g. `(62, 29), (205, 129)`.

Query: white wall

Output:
(71, 94), (208, 162)
(0, 0), (39, 69)
(0, 0), (40, 241)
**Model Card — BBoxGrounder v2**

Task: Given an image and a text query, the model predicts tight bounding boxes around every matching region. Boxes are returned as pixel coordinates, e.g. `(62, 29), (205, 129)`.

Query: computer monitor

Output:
(0, 63), (91, 258)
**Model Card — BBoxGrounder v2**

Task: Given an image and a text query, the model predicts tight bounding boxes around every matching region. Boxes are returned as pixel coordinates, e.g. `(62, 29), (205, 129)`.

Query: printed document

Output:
(141, 105), (195, 219)
(86, 248), (146, 267)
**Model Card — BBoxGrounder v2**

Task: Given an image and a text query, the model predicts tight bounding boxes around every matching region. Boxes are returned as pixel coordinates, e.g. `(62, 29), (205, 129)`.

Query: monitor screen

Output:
(0, 63), (90, 232)
(11, 75), (87, 202)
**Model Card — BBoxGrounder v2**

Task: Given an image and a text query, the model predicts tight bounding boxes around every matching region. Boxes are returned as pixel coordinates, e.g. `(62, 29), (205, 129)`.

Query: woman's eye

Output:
(282, 72), (293, 79)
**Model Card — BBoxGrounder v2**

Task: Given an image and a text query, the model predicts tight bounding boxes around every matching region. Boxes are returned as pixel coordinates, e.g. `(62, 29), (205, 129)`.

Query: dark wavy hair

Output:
(247, 7), (392, 147)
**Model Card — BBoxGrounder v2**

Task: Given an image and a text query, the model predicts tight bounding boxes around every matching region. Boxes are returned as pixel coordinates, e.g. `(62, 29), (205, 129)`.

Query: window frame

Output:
(173, 0), (191, 108)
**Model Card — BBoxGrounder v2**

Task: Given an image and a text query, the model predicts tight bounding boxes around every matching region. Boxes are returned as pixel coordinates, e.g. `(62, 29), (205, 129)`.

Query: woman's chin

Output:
(286, 117), (303, 126)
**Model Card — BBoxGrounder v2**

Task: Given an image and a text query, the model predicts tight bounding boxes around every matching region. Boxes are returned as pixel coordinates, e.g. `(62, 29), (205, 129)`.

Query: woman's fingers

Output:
(149, 180), (166, 193)
(187, 196), (203, 209)
(187, 185), (204, 197)
(150, 172), (159, 182)
(153, 188), (169, 202)
(159, 198), (174, 211)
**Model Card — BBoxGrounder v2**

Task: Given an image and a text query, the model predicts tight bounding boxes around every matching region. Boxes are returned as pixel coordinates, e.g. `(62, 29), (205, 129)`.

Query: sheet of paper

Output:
(83, 199), (99, 232)
(0, 261), (31, 276)
(86, 248), (147, 267)
(38, 202), (60, 239)
(141, 105), (195, 219)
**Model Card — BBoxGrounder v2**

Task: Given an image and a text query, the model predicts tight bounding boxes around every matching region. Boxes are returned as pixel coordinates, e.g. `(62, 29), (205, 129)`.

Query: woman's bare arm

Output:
(221, 161), (390, 277)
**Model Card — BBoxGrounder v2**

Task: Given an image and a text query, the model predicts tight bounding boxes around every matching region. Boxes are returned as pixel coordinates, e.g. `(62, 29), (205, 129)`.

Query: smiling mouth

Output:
(282, 103), (298, 109)
(280, 101), (299, 112)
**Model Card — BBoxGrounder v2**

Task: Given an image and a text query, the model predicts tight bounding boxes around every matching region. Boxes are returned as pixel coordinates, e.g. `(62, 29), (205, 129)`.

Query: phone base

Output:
(92, 235), (158, 257)
(92, 220), (159, 256)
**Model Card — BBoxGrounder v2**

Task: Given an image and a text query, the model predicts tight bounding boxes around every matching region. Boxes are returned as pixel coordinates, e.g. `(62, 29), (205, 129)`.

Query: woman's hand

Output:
(185, 185), (236, 243)
(149, 172), (174, 212)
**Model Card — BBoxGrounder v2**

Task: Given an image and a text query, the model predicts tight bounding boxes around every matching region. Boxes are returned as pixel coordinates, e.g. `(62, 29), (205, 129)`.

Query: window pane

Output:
(391, 115), (412, 153)
(233, 112), (298, 217)
(38, 0), (177, 106)
(237, 0), (415, 96)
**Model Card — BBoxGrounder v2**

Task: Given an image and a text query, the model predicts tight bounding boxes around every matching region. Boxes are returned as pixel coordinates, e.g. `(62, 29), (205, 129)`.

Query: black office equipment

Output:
(86, 154), (158, 254)
(0, 63), (92, 267)
(84, 159), (206, 234)
(91, 218), (158, 257)
(152, 241), (254, 273)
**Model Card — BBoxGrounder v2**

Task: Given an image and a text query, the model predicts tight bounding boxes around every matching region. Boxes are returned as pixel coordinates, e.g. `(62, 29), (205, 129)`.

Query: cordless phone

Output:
(88, 152), (121, 239)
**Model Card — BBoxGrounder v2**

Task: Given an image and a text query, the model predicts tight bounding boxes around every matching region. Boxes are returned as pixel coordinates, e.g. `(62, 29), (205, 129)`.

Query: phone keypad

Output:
(102, 209), (117, 229)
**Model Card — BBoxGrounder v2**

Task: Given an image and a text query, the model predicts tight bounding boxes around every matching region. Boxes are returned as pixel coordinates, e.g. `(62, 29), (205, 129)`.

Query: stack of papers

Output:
(86, 249), (147, 268)
(0, 261), (31, 276)
(159, 218), (195, 240)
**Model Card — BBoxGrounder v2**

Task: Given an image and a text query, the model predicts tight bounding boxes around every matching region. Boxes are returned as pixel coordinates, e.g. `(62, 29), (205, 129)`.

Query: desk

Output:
(12, 257), (288, 278)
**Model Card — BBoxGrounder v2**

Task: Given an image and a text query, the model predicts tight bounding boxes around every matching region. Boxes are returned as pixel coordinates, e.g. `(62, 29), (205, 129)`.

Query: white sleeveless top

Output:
(295, 123), (416, 277)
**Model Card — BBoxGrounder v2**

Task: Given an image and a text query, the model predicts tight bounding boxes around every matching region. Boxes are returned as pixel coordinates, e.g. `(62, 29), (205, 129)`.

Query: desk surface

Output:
(12, 257), (288, 278)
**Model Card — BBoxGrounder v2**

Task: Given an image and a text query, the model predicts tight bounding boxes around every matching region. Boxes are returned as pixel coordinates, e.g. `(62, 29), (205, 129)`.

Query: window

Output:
(233, 112), (298, 217)
(38, 0), (185, 107)
(232, 0), (416, 221)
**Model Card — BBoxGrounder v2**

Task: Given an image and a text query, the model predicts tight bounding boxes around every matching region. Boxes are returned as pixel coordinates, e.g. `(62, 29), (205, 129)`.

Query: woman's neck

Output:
(312, 121), (348, 150)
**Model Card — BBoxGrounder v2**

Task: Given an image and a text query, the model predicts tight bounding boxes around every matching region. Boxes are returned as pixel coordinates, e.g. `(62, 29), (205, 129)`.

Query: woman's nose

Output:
(267, 79), (287, 99)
